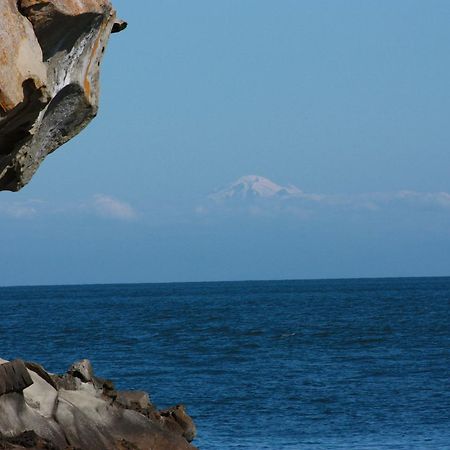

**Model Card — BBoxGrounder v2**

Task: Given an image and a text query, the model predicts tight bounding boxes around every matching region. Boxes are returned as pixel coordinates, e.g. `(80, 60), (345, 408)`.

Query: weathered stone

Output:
(0, 357), (197, 449)
(57, 389), (196, 450)
(0, 393), (67, 447)
(51, 373), (83, 391)
(68, 358), (94, 382)
(0, 1), (47, 112)
(115, 391), (154, 414)
(113, 409), (196, 450)
(93, 375), (115, 392)
(23, 370), (58, 419)
(25, 361), (57, 390)
(112, 19), (128, 33)
(53, 373), (99, 399)
(0, 360), (33, 396)
(55, 390), (116, 450)
(0, 430), (59, 450)
(160, 405), (197, 443)
(0, 0), (125, 191)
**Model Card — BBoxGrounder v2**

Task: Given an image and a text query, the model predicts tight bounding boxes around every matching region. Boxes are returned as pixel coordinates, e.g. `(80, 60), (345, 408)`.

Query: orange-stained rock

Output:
(0, 0), (126, 191)
(19, 0), (111, 16)
(0, 0), (47, 112)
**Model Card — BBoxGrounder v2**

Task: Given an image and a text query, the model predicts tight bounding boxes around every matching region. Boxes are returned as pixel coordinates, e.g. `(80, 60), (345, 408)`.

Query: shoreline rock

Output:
(0, 358), (197, 450)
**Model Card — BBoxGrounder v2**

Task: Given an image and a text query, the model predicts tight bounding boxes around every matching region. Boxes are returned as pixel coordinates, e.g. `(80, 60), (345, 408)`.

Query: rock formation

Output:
(0, 0), (125, 191)
(0, 3), (200, 447)
(0, 358), (197, 450)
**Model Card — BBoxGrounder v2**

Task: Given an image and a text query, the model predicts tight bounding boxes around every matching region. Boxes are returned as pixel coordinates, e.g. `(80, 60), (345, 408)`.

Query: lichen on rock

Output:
(0, 0), (126, 191)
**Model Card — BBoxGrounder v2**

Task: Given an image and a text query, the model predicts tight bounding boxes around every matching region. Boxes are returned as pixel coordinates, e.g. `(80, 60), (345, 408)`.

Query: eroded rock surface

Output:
(0, 0), (125, 191)
(0, 358), (197, 450)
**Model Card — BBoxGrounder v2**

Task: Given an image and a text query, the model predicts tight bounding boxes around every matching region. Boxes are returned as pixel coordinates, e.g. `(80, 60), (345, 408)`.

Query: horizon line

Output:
(1, 274), (450, 290)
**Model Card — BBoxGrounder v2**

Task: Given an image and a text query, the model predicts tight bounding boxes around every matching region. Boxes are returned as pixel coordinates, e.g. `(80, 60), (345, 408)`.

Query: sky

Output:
(2, 0), (450, 285)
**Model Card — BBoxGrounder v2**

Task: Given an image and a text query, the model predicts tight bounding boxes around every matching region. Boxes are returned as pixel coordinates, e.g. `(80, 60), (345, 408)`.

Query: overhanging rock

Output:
(0, 0), (126, 191)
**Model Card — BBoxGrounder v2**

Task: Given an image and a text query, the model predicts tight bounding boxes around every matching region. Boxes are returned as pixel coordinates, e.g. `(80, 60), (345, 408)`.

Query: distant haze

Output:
(1, 0), (450, 285)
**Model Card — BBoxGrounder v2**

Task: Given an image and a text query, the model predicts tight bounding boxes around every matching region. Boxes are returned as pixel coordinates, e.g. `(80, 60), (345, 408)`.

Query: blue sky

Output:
(2, 1), (450, 285)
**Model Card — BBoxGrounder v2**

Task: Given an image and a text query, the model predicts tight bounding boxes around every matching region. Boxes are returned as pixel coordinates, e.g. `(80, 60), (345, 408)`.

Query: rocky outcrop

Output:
(0, 0), (125, 191)
(0, 358), (197, 450)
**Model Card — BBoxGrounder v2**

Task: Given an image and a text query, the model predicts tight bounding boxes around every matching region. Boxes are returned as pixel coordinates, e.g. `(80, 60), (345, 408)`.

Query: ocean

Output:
(1, 277), (450, 449)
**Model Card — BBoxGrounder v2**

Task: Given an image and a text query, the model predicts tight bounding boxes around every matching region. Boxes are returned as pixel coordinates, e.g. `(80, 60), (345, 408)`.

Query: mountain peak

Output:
(209, 175), (302, 201)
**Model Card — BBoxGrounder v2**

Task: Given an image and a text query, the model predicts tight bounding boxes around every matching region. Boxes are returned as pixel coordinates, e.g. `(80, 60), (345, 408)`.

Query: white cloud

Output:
(392, 190), (450, 208)
(0, 203), (37, 218)
(0, 199), (46, 218)
(311, 190), (450, 212)
(92, 194), (137, 220)
(204, 176), (450, 219)
(194, 205), (207, 215)
(0, 195), (137, 221)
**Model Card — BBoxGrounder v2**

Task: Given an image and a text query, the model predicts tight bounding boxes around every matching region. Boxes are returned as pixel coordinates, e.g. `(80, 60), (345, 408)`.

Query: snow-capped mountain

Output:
(209, 175), (303, 201)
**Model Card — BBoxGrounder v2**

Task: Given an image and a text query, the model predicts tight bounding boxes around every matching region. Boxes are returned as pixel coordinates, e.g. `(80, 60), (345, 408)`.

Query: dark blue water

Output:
(1, 278), (450, 449)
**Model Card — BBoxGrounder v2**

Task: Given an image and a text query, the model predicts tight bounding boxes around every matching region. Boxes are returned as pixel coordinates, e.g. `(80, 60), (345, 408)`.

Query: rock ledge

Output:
(0, 0), (125, 191)
(0, 358), (197, 450)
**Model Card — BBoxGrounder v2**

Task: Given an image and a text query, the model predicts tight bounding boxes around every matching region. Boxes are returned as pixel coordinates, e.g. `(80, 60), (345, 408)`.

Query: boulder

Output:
(68, 359), (94, 383)
(0, 392), (67, 447)
(0, 358), (198, 450)
(0, 360), (33, 396)
(160, 405), (197, 443)
(93, 375), (117, 400)
(0, 430), (60, 450)
(25, 361), (58, 390)
(23, 370), (58, 418)
(115, 391), (154, 414)
(55, 390), (116, 450)
(0, 0), (126, 191)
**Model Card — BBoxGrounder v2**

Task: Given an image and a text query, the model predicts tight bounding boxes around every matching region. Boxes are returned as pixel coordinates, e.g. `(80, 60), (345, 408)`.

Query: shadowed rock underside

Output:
(0, 0), (125, 191)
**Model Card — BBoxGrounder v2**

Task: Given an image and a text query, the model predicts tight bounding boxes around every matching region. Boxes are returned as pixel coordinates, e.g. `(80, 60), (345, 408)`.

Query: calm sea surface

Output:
(1, 278), (450, 449)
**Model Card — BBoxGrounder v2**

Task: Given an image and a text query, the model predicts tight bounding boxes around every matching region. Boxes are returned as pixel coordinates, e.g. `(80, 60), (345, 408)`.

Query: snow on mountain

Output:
(209, 175), (304, 201)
